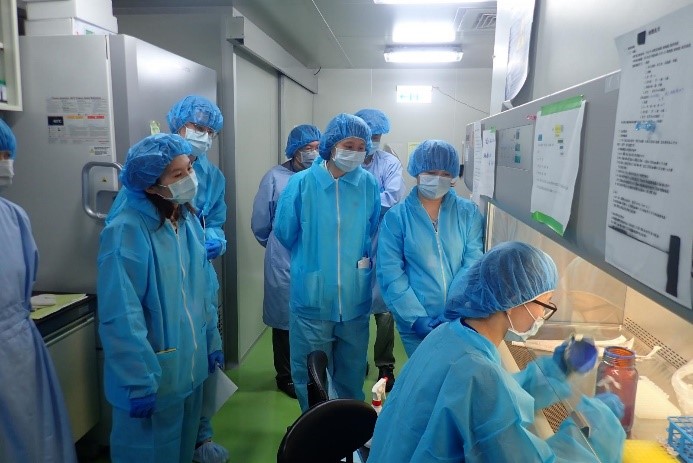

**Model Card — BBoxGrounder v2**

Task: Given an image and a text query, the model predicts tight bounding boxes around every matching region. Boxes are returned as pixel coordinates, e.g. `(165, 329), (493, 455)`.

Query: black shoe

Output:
(277, 379), (297, 399)
(378, 366), (395, 392)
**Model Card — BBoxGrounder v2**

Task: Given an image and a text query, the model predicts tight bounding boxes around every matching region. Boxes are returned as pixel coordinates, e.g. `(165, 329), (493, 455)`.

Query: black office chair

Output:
(276, 398), (377, 463)
(307, 350), (329, 407)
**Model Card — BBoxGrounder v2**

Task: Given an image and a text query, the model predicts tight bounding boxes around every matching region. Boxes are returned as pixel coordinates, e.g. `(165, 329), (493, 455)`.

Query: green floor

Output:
(86, 317), (406, 463)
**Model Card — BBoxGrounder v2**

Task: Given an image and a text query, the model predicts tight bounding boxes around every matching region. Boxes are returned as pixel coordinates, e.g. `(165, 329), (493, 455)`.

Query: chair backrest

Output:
(307, 350), (329, 407)
(277, 398), (377, 463)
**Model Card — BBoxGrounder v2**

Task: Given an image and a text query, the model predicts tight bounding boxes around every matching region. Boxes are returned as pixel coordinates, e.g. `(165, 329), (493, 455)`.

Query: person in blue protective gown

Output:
(166, 95), (229, 463)
(97, 134), (223, 463)
(369, 242), (626, 463)
(274, 113), (381, 412)
(251, 124), (321, 400)
(376, 140), (484, 357)
(354, 108), (406, 392)
(0, 119), (78, 463)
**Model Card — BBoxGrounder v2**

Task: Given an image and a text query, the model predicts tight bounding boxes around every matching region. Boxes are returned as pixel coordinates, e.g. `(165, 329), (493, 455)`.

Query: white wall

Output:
(280, 76), (314, 163)
(314, 67), (491, 189)
(530, 0), (693, 99)
(234, 54), (280, 358)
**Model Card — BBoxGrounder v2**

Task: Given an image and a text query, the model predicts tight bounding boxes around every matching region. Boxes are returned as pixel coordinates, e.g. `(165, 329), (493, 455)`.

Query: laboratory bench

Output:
(31, 293), (100, 443)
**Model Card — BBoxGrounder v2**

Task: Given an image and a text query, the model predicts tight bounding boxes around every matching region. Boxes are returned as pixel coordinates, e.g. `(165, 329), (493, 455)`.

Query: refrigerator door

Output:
(5, 35), (218, 293)
(6, 35), (117, 293)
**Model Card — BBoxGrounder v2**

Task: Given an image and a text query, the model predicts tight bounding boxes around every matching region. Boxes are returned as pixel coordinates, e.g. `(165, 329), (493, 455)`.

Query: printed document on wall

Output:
(471, 121), (484, 208)
(478, 129), (496, 200)
(605, 5), (693, 309)
(530, 96), (585, 236)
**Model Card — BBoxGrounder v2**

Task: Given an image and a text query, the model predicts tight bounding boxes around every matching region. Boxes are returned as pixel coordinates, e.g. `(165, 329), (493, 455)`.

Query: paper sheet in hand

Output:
(202, 367), (238, 417)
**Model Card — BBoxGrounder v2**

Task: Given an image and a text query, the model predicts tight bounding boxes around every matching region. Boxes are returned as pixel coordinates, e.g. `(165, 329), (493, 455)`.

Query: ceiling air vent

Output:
(473, 13), (496, 30)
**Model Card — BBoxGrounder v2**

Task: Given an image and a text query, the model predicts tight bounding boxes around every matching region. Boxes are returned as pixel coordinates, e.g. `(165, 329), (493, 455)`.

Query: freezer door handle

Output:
(82, 161), (122, 222)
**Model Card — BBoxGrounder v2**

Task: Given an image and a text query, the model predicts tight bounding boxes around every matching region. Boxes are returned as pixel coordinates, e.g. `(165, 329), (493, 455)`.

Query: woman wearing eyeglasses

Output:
(369, 242), (626, 463)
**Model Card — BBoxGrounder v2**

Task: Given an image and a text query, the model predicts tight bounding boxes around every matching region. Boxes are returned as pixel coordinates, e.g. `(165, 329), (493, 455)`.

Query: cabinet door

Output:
(46, 316), (99, 442)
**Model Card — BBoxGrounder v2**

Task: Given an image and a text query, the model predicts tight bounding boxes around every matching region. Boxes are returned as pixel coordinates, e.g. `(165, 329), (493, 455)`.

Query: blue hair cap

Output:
(318, 113), (372, 160)
(354, 109), (390, 135)
(407, 140), (459, 178)
(444, 241), (558, 319)
(285, 124), (322, 158)
(167, 95), (224, 134)
(121, 133), (192, 192)
(0, 119), (17, 159)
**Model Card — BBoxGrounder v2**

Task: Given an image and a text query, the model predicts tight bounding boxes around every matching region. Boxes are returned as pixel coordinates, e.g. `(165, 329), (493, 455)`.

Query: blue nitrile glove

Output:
(554, 336), (598, 375)
(595, 392), (625, 420)
(205, 239), (223, 260)
(129, 394), (156, 418)
(208, 350), (224, 373)
(429, 314), (451, 329)
(552, 341), (570, 375)
(412, 316), (435, 339)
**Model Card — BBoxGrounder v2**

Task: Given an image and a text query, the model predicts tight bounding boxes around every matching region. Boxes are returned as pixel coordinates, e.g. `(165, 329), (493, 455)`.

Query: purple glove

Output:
(552, 341), (570, 375)
(595, 392), (625, 420)
(208, 350), (224, 373)
(412, 317), (435, 339)
(129, 394), (156, 418)
(205, 239), (223, 260)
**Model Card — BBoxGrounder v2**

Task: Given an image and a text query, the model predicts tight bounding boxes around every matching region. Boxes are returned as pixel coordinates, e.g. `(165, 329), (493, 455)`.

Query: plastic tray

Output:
(667, 416), (692, 463)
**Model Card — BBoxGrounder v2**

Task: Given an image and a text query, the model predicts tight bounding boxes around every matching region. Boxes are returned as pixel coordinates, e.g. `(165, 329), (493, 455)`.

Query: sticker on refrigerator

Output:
(45, 97), (111, 147)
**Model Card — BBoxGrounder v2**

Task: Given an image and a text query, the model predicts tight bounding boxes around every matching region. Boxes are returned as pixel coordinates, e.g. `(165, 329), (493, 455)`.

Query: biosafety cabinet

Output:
(465, 69), (693, 445)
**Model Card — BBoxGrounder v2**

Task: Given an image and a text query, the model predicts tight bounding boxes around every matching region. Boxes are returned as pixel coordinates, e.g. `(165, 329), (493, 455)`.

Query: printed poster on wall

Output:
(471, 122), (484, 209)
(530, 95), (585, 236)
(605, 5), (693, 309)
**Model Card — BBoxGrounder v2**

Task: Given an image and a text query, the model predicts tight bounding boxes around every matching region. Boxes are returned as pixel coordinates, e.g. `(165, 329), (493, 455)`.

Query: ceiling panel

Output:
(111, 0), (496, 69)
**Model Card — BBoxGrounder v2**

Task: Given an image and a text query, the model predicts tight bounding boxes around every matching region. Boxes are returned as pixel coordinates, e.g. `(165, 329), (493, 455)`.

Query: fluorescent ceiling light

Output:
(374, 0), (487, 4)
(384, 47), (463, 63)
(393, 22), (455, 43)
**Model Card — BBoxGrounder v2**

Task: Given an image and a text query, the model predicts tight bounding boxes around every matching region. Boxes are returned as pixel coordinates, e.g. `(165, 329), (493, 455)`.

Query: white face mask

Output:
(504, 304), (544, 342)
(0, 159), (14, 187)
(185, 130), (212, 156)
(299, 149), (318, 169)
(162, 171), (198, 204)
(332, 148), (366, 173)
(418, 174), (452, 200)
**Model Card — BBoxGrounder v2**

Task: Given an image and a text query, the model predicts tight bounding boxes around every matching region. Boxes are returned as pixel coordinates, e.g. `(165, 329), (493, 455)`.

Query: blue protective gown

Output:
(191, 153), (227, 445)
(369, 321), (625, 463)
(193, 154), (227, 255)
(376, 187), (484, 355)
(362, 149), (406, 314)
(97, 190), (222, 462)
(250, 163), (296, 330)
(274, 159), (380, 410)
(0, 198), (77, 463)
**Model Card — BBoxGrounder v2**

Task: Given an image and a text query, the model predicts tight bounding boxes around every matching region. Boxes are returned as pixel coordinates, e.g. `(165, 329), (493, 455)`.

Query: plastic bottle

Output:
(595, 346), (639, 436)
(364, 377), (388, 448)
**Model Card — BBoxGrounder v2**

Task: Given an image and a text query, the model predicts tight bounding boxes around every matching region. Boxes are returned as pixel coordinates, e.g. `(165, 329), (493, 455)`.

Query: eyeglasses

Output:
(532, 300), (557, 321)
(185, 122), (217, 139)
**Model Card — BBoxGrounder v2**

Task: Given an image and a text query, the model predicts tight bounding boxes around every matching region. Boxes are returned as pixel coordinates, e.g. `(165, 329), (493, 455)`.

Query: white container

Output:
(25, 17), (116, 36)
(26, 0), (117, 33)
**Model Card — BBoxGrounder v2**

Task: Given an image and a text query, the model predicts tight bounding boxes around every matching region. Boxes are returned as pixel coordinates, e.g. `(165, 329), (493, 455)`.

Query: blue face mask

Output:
(504, 304), (544, 342)
(332, 148), (366, 173)
(162, 171), (198, 204)
(185, 130), (212, 156)
(418, 174), (452, 200)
